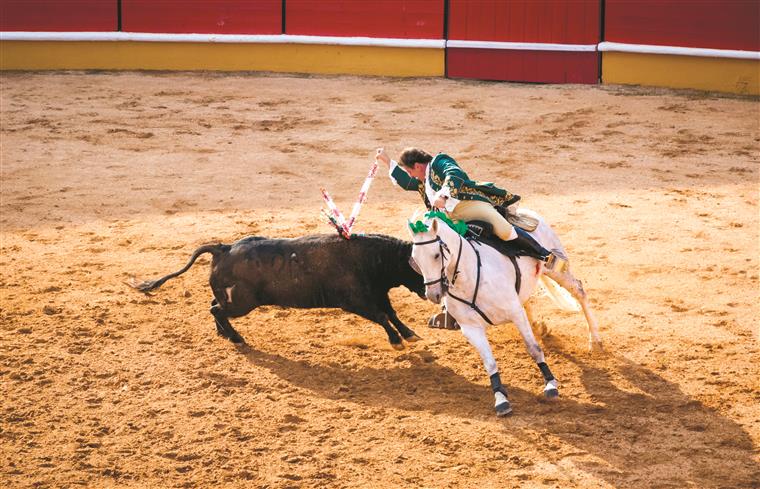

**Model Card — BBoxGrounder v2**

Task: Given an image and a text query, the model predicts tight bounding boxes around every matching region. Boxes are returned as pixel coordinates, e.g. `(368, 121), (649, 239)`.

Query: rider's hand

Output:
(433, 196), (448, 209)
(375, 148), (391, 167)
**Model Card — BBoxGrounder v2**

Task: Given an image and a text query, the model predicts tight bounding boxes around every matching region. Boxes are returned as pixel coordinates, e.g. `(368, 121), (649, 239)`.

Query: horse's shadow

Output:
(235, 339), (759, 487)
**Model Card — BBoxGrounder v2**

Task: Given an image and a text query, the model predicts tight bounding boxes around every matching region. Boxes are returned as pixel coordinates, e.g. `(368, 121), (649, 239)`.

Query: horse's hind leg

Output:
(511, 305), (559, 399)
(543, 269), (603, 352)
(210, 299), (245, 344)
(459, 325), (512, 416)
(524, 299), (548, 339)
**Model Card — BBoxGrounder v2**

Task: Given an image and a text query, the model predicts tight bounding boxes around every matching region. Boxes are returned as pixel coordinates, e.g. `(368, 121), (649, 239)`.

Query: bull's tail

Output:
(128, 243), (230, 292)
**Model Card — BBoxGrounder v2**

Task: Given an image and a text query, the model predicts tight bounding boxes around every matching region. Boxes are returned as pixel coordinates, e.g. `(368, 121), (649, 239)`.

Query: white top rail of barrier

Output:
(446, 40), (597, 52)
(0, 31), (446, 49)
(2, 32), (758, 60)
(598, 41), (760, 60)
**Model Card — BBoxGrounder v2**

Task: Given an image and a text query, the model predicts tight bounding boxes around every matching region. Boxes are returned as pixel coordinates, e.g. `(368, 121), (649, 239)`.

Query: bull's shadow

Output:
(236, 337), (759, 488)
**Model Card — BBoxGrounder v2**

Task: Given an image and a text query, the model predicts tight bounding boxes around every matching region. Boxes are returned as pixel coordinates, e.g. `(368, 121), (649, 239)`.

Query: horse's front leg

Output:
(511, 305), (559, 399)
(459, 324), (512, 416)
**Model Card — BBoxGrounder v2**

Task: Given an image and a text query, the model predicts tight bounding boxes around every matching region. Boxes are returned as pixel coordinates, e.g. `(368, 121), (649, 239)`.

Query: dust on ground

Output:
(1, 72), (759, 488)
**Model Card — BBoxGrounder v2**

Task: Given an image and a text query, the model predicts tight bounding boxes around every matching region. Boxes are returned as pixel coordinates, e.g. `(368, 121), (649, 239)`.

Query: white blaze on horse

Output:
(409, 210), (602, 416)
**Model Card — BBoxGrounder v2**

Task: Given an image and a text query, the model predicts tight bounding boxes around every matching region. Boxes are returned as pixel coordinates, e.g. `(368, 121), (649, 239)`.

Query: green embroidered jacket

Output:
(390, 153), (513, 207)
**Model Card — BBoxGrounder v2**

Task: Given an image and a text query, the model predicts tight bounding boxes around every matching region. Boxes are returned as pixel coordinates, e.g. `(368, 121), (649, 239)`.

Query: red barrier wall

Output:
(448, 0), (600, 44)
(605, 0), (759, 51)
(121, 0), (281, 35)
(447, 0), (600, 83)
(0, 0), (116, 31)
(285, 0), (443, 39)
(447, 49), (598, 84)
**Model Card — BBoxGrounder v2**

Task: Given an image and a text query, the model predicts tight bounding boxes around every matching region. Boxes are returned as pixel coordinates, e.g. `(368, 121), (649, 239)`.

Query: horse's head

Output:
(408, 212), (463, 304)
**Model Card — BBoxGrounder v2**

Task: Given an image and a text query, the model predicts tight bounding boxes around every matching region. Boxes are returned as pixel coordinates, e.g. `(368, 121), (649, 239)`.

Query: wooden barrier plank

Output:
(121, 0), (281, 35)
(0, 0), (116, 31)
(448, 0), (599, 44)
(447, 48), (598, 84)
(605, 0), (759, 51)
(602, 51), (759, 95)
(285, 0), (443, 39)
(0, 41), (445, 77)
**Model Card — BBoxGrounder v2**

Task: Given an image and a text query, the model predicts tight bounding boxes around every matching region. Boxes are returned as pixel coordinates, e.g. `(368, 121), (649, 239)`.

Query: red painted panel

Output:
(447, 48), (598, 84)
(286, 0), (443, 38)
(448, 0), (600, 44)
(0, 0), (116, 31)
(122, 0), (281, 34)
(605, 0), (759, 51)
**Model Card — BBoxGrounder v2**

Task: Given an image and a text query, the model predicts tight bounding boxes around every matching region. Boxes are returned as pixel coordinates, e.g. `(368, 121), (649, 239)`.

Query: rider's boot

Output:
(510, 228), (566, 271)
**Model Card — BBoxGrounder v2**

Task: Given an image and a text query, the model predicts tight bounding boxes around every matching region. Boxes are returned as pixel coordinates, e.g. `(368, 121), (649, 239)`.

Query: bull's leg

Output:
(388, 311), (422, 342)
(459, 324), (511, 416)
(511, 305), (559, 399)
(347, 306), (405, 350)
(210, 299), (245, 344)
(378, 296), (421, 342)
(543, 268), (603, 352)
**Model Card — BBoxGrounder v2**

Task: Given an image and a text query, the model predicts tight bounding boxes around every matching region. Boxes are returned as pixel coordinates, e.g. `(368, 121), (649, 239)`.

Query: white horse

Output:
(409, 210), (602, 416)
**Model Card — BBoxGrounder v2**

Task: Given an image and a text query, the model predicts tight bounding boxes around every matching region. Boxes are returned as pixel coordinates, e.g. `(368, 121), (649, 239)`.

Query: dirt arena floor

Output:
(1, 72), (758, 488)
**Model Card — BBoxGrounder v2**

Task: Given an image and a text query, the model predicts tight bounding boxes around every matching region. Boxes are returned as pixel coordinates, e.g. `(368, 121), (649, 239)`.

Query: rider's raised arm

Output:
(389, 160), (423, 191)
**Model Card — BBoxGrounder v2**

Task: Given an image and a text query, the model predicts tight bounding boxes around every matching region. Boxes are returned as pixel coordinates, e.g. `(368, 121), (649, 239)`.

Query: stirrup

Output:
(545, 252), (568, 273)
(428, 311), (460, 330)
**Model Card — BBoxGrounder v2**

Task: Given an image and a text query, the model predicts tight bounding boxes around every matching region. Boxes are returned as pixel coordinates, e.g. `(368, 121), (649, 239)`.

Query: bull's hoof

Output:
(405, 334), (423, 343)
(222, 331), (245, 344)
(390, 342), (405, 351)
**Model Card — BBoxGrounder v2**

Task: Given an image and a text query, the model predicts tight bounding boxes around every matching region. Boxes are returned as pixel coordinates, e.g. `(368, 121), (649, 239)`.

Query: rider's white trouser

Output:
(448, 200), (517, 241)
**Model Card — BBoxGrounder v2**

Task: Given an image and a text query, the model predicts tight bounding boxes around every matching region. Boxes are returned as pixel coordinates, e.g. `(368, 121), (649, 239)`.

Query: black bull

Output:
(131, 234), (426, 348)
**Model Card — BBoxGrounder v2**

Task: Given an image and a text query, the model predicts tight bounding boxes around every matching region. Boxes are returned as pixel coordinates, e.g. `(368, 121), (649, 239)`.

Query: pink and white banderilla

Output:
(320, 187), (350, 239)
(321, 160), (379, 239)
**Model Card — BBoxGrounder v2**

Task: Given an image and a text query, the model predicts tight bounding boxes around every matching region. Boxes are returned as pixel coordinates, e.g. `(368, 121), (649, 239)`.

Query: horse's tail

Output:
(127, 243), (230, 292)
(538, 275), (581, 312)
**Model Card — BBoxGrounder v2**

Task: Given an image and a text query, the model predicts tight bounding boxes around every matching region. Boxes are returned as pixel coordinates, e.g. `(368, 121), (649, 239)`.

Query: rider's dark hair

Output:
(399, 148), (433, 169)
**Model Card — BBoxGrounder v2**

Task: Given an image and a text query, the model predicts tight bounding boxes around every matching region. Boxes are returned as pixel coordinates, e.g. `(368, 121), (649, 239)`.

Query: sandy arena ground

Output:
(1, 72), (758, 488)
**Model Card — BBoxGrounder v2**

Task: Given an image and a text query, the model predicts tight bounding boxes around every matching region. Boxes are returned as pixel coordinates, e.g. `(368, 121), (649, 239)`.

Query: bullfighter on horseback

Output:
(376, 147), (568, 330)
(375, 147), (562, 267)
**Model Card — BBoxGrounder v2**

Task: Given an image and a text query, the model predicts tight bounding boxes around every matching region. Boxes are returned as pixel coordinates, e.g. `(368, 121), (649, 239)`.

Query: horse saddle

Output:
(465, 220), (531, 258)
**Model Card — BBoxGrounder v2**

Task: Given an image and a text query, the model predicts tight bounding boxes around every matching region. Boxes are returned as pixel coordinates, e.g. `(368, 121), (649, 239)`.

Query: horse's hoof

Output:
(494, 391), (512, 416)
(391, 342), (405, 351)
(544, 379), (559, 399)
(405, 334), (422, 343)
(495, 400), (513, 417)
(589, 341), (605, 355)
